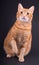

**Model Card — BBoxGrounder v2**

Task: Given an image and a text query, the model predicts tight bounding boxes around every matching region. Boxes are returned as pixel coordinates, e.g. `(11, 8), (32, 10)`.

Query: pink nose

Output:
(22, 17), (26, 20)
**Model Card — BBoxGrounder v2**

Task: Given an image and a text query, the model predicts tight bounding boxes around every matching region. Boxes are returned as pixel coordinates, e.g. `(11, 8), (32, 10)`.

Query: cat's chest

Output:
(15, 30), (30, 41)
(14, 31), (30, 49)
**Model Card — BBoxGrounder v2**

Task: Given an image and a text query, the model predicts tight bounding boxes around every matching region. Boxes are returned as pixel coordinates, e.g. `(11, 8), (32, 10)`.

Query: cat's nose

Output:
(22, 17), (26, 20)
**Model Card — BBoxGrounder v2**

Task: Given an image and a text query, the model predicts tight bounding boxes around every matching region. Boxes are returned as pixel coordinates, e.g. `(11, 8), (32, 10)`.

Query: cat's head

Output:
(16, 3), (35, 23)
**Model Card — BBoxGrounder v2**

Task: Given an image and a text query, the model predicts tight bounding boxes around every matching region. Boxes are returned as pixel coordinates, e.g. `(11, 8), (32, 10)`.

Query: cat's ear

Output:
(29, 6), (35, 14)
(18, 3), (23, 11)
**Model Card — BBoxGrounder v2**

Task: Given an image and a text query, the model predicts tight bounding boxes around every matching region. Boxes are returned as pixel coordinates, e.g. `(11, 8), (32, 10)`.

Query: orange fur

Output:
(4, 3), (35, 62)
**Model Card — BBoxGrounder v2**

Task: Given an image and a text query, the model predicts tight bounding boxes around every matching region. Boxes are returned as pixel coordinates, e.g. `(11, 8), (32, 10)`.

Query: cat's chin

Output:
(19, 20), (29, 23)
(21, 20), (28, 22)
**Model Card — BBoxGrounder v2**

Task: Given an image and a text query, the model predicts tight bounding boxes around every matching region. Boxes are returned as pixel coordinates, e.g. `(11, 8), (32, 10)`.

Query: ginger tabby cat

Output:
(4, 3), (35, 62)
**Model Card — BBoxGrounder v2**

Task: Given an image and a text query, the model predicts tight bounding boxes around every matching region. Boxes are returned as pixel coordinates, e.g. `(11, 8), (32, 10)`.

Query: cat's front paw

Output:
(18, 57), (24, 62)
(6, 54), (12, 58)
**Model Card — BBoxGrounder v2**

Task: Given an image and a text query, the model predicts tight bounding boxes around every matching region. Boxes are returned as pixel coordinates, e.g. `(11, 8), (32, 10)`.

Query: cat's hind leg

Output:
(4, 38), (18, 58)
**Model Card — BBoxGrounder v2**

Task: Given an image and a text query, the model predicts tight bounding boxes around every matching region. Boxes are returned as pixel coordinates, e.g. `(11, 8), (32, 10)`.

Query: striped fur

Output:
(4, 3), (35, 62)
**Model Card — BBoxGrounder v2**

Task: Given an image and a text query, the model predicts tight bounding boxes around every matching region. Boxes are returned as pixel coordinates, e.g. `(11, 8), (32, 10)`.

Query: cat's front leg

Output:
(18, 47), (26, 62)
(10, 38), (18, 54)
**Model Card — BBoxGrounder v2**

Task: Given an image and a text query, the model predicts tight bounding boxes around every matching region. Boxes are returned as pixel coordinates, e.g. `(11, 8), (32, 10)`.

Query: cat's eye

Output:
(27, 12), (29, 15)
(21, 11), (23, 14)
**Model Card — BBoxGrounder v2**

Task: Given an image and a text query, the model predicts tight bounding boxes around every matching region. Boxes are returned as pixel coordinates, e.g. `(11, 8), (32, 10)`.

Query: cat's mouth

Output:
(21, 17), (29, 22)
(17, 16), (30, 22)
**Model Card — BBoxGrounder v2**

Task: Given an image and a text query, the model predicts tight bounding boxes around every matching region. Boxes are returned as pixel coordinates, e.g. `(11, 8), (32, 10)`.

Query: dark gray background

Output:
(0, 0), (39, 65)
